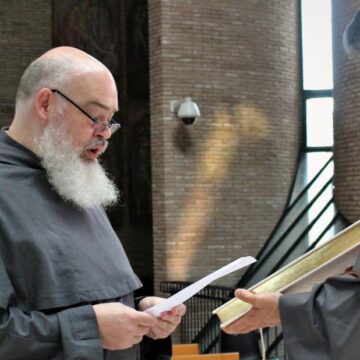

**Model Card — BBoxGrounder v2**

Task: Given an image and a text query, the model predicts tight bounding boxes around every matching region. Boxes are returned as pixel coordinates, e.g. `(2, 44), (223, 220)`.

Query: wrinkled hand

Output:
(138, 297), (186, 339)
(93, 302), (156, 350)
(223, 289), (282, 334)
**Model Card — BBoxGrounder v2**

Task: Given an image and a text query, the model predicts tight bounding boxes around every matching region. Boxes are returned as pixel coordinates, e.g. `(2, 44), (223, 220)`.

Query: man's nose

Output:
(95, 125), (112, 140)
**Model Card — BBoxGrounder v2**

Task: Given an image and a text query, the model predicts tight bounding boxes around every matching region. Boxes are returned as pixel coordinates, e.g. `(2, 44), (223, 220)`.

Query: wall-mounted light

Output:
(170, 97), (201, 125)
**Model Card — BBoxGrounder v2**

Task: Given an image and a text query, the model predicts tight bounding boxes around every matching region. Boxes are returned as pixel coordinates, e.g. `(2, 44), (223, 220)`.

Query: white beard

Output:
(34, 119), (119, 209)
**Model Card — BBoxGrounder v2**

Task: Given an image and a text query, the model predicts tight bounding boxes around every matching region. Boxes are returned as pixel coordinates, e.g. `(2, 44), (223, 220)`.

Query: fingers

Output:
(148, 314), (181, 339)
(223, 312), (259, 334)
(222, 290), (282, 335)
(147, 323), (173, 339)
(134, 311), (157, 327)
(136, 297), (186, 340)
(161, 304), (186, 327)
(234, 289), (257, 306)
(147, 303), (186, 340)
(137, 296), (162, 311)
(160, 304), (186, 322)
(170, 303), (187, 317)
(135, 323), (154, 337)
(93, 302), (157, 350)
(138, 297), (186, 318)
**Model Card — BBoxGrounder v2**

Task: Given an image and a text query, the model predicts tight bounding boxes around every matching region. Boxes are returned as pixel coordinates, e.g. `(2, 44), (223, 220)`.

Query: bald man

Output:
(0, 47), (185, 360)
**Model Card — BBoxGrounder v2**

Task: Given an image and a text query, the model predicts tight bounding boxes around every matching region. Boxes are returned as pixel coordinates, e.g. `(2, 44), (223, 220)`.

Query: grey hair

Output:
(15, 56), (73, 106)
(343, 9), (360, 56)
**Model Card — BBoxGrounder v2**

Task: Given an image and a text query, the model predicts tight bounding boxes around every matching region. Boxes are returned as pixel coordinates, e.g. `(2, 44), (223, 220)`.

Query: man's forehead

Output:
(67, 71), (119, 112)
(84, 98), (119, 113)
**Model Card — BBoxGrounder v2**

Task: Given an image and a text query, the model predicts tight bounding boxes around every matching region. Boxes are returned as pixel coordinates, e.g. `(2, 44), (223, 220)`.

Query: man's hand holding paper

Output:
(138, 297), (186, 339)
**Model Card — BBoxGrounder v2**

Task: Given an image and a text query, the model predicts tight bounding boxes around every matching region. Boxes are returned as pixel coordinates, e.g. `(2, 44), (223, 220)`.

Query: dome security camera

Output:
(170, 97), (201, 125)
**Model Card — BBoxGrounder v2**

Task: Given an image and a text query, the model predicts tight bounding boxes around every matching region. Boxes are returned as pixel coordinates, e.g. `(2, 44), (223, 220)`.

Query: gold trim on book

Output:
(213, 220), (360, 327)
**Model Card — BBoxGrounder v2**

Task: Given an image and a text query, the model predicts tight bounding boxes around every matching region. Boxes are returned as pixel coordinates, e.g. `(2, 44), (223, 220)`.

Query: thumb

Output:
(234, 289), (257, 305)
(137, 311), (157, 326)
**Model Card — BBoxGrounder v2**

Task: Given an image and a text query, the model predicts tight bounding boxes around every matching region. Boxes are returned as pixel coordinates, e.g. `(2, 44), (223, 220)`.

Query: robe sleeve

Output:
(0, 261), (103, 359)
(279, 273), (360, 360)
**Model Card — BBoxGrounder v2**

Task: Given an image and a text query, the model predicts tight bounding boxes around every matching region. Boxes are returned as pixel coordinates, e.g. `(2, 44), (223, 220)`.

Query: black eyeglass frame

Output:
(51, 89), (120, 134)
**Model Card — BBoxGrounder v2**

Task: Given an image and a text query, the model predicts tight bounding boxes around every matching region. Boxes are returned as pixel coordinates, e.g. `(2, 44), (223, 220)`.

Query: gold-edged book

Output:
(213, 220), (360, 328)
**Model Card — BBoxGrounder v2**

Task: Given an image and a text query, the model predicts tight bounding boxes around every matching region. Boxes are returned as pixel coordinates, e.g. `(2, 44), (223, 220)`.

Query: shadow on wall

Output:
(167, 101), (270, 280)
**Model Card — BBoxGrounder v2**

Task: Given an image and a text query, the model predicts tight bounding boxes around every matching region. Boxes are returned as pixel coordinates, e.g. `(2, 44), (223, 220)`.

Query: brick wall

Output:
(333, 0), (360, 222)
(149, 0), (301, 291)
(0, 0), (52, 127)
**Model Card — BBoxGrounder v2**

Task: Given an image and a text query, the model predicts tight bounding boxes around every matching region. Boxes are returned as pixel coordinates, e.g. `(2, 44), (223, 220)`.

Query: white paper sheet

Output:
(145, 256), (256, 317)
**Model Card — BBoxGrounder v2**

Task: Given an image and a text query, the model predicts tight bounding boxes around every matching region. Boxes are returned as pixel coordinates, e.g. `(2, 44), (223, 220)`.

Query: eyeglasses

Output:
(51, 89), (121, 135)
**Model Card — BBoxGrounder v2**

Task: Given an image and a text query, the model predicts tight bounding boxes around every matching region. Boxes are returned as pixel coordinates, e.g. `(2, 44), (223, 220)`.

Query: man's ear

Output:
(34, 88), (53, 124)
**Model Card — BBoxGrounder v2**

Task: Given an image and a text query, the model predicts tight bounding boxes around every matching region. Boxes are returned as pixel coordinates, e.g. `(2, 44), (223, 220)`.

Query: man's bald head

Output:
(15, 46), (112, 108)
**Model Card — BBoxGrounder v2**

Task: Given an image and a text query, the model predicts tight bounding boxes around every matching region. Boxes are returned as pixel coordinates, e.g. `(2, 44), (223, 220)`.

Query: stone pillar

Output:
(332, 0), (360, 222)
